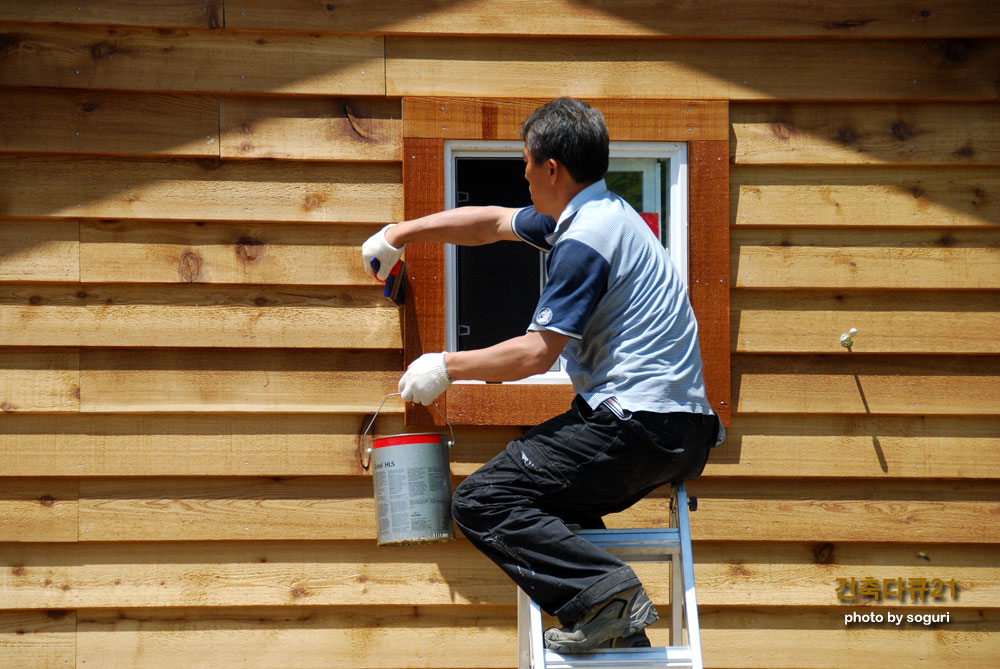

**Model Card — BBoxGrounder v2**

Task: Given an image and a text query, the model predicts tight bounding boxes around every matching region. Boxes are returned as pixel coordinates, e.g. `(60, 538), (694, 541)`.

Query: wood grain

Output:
(0, 610), (76, 669)
(733, 355), (1000, 415)
(732, 101), (1000, 165)
(79, 348), (402, 413)
(0, 348), (79, 413)
(0, 88), (218, 157)
(80, 220), (381, 285)
(0, 478), (78, 542)
(387, 37), (1000, 100)
(72, 477), (1000, 543)
(2, 539), (994, 609)
(221, 95), (401, 161)
(0, 155), (402, 222)
(714, 415), (1000, 479)
(0, 0), (222, 27)
(226, 0), (1000, 38)
(731, 165), (1000, 227)
(732, 290), (1000, 354)
(0, 283), (401, 349)
(732, 229), (1000, 289)
(403, 97), (729, 141)
(0, 219), (78, 281)
(0, 22), (384, 95)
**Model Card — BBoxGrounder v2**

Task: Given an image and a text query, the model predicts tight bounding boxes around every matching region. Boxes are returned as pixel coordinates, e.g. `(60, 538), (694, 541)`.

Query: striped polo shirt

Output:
(511, 179), (715, 417)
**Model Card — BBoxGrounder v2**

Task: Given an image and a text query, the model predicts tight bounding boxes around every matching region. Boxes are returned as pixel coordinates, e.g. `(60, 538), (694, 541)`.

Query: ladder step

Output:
(542, 646), (694, 668)
(574, 528), (681, 562)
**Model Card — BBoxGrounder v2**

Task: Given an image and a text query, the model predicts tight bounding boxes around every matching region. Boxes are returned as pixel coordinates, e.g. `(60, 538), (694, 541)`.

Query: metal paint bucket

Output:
(362, 394), (455, 546)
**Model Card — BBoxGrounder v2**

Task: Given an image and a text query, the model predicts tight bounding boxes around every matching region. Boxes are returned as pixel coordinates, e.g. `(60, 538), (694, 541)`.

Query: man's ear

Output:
(546, 158), (559, 182)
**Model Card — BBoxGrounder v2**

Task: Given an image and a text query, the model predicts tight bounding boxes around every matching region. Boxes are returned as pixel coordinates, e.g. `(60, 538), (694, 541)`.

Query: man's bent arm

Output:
(445, 330), (568, 383)
(386, 206), (520, 248)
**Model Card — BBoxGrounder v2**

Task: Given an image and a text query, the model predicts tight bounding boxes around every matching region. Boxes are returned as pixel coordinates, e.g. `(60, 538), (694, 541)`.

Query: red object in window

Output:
(639, 212), (659, 238)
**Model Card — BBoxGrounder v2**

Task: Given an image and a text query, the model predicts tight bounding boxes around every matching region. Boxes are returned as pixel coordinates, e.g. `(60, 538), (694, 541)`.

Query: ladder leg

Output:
(517, 587), (531, 669)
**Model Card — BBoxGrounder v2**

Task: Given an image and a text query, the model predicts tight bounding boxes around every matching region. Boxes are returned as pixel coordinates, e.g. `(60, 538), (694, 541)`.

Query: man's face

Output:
(523, 145), (555, 216)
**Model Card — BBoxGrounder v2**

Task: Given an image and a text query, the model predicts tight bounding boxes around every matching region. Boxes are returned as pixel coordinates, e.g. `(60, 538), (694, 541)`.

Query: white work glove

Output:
(399, 352), (452, 406)
(362, 223), (404, 281)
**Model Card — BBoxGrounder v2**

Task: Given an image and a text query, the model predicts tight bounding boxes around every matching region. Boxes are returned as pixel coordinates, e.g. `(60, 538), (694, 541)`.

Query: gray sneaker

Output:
(544, 585), (659, 653)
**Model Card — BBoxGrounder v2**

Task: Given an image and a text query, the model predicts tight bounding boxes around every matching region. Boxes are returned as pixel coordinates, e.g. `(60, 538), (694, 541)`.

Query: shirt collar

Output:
(544, 179), (608, 245)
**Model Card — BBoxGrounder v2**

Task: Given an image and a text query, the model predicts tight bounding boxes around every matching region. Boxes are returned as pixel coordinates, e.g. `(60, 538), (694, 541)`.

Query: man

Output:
(362, 97), (723, 652)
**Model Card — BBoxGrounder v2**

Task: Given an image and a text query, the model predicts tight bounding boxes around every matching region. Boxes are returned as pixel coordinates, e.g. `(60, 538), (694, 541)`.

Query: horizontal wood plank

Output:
(73, 477), (1000, 543)
(732, 229), (1000, 289)
(0, 610), (76, 669)
(79, 349), (402, 413)
(731, 101), (1000, 165)
(0, 23), (384, 95)
(0, 155), (402, 222)
(0, 348), (79, 412)
(3, 413), (995, 480)
(226, 0), (1000, 38)
(0, 284), (401, 349)
(0, 478), (78, 542)
(732, 165), (1000, 227)
(0, 88), (219, 157)
(0, 219), (78, 281)
(714, 415), (1000, 479)
(221, 95), (401, 161)
(699, 606), (999, 668)
(65, 605), (1000, 669)
(734, 355), (1000, 415)
(387, 37), (1000, 100)
(732, 291), (1000, 354)
(0, 0), (221, 27)
(445, 383), (577, 427)
(403, 97), (729, 141)
(76, 606), (517, 668)
(2, 539), (994, 609)
(0, 414), (515, 477)
(79, 220), (378, 285)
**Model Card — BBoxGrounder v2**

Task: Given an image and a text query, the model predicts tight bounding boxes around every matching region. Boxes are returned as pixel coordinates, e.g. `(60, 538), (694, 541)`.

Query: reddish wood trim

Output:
(402, 138), (447, 427)
(403, 98), (729, 141)
(689, 140), (732, 426)
(402, 101), (732, 427)
(446, 384), (576, 427)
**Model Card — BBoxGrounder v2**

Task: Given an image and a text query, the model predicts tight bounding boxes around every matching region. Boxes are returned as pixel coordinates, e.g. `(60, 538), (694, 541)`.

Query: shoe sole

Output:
(544, 593), (658, 654)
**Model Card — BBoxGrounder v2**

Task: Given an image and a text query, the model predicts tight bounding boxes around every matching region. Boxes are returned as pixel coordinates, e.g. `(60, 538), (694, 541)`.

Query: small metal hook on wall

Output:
(840, 327), (859, 349)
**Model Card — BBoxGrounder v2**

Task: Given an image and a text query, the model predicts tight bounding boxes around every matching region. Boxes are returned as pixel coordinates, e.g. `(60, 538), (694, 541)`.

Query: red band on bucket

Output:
(373, 433), (446, 449)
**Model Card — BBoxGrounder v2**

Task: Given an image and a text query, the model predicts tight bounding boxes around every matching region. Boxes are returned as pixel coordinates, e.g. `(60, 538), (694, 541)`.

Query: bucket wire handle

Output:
(360, 392), (455, 470)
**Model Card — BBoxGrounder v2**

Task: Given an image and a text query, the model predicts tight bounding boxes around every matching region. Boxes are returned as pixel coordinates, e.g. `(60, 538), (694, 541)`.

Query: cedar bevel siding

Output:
(1, 2), (999, 667)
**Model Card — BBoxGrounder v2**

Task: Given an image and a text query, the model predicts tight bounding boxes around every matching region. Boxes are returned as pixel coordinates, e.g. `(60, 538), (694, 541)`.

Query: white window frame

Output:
(443, 139), (688, 384)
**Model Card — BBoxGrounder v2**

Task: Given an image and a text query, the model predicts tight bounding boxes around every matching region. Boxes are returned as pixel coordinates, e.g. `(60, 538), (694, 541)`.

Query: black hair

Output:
(521, 97), (609, 184)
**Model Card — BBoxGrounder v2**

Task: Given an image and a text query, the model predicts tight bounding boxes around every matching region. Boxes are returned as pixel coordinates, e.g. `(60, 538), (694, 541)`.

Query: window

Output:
(443, 140), (688, 384)
(402, 98), (730, 427)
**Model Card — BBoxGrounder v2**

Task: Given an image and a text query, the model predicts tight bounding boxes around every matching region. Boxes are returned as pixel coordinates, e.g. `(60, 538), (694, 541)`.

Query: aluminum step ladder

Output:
(517, 482), (703, 669)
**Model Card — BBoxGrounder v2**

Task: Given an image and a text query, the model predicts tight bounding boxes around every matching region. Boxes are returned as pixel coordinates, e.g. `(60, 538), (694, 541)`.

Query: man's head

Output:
(521, 98), (609, 216)
(521, 97), (609, 185)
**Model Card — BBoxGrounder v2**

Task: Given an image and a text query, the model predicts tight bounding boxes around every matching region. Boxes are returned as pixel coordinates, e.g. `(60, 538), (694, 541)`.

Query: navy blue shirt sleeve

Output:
(511, 206), (556, 251)
(529, 239), (610, 339)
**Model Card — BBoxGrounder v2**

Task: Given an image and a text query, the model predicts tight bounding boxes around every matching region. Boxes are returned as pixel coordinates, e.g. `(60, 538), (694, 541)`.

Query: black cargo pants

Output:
(451, 395), (719, 626)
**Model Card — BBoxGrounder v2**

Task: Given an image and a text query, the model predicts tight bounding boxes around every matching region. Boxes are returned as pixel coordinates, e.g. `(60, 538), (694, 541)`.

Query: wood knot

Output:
(81, 102), (97, 113)
(290, 587), (309, 599)
(0, 402), (16, 412)
(253, 296), (269, 307)
(196, 157), (222, 171)
(938, 39), (975, 64)
(890, 121), (915, 141)
(178, 249), (203, 282)
(325, 3), (336, 10)
(235, 237), (264, 264)
(769, 120), (796, 141)
(938, 234), (957, 246)
(729, 564), (751, 576)
(0, 33), (24, 56)
(954, 145), (975, 158)
(823, 18), (874, 30)
(11, 566), (26, 576)
(835, 126), (858, 144)
(90, 41), (116, 60)
(344, 103), (374, 142)
(303, 193), (326, 211)
(75, 290), (88, 300)
(38, 495), (56, 507)
(28, 295), (43, 306)
(909, 185), (926, 199)
(813, 542), (835, 564)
